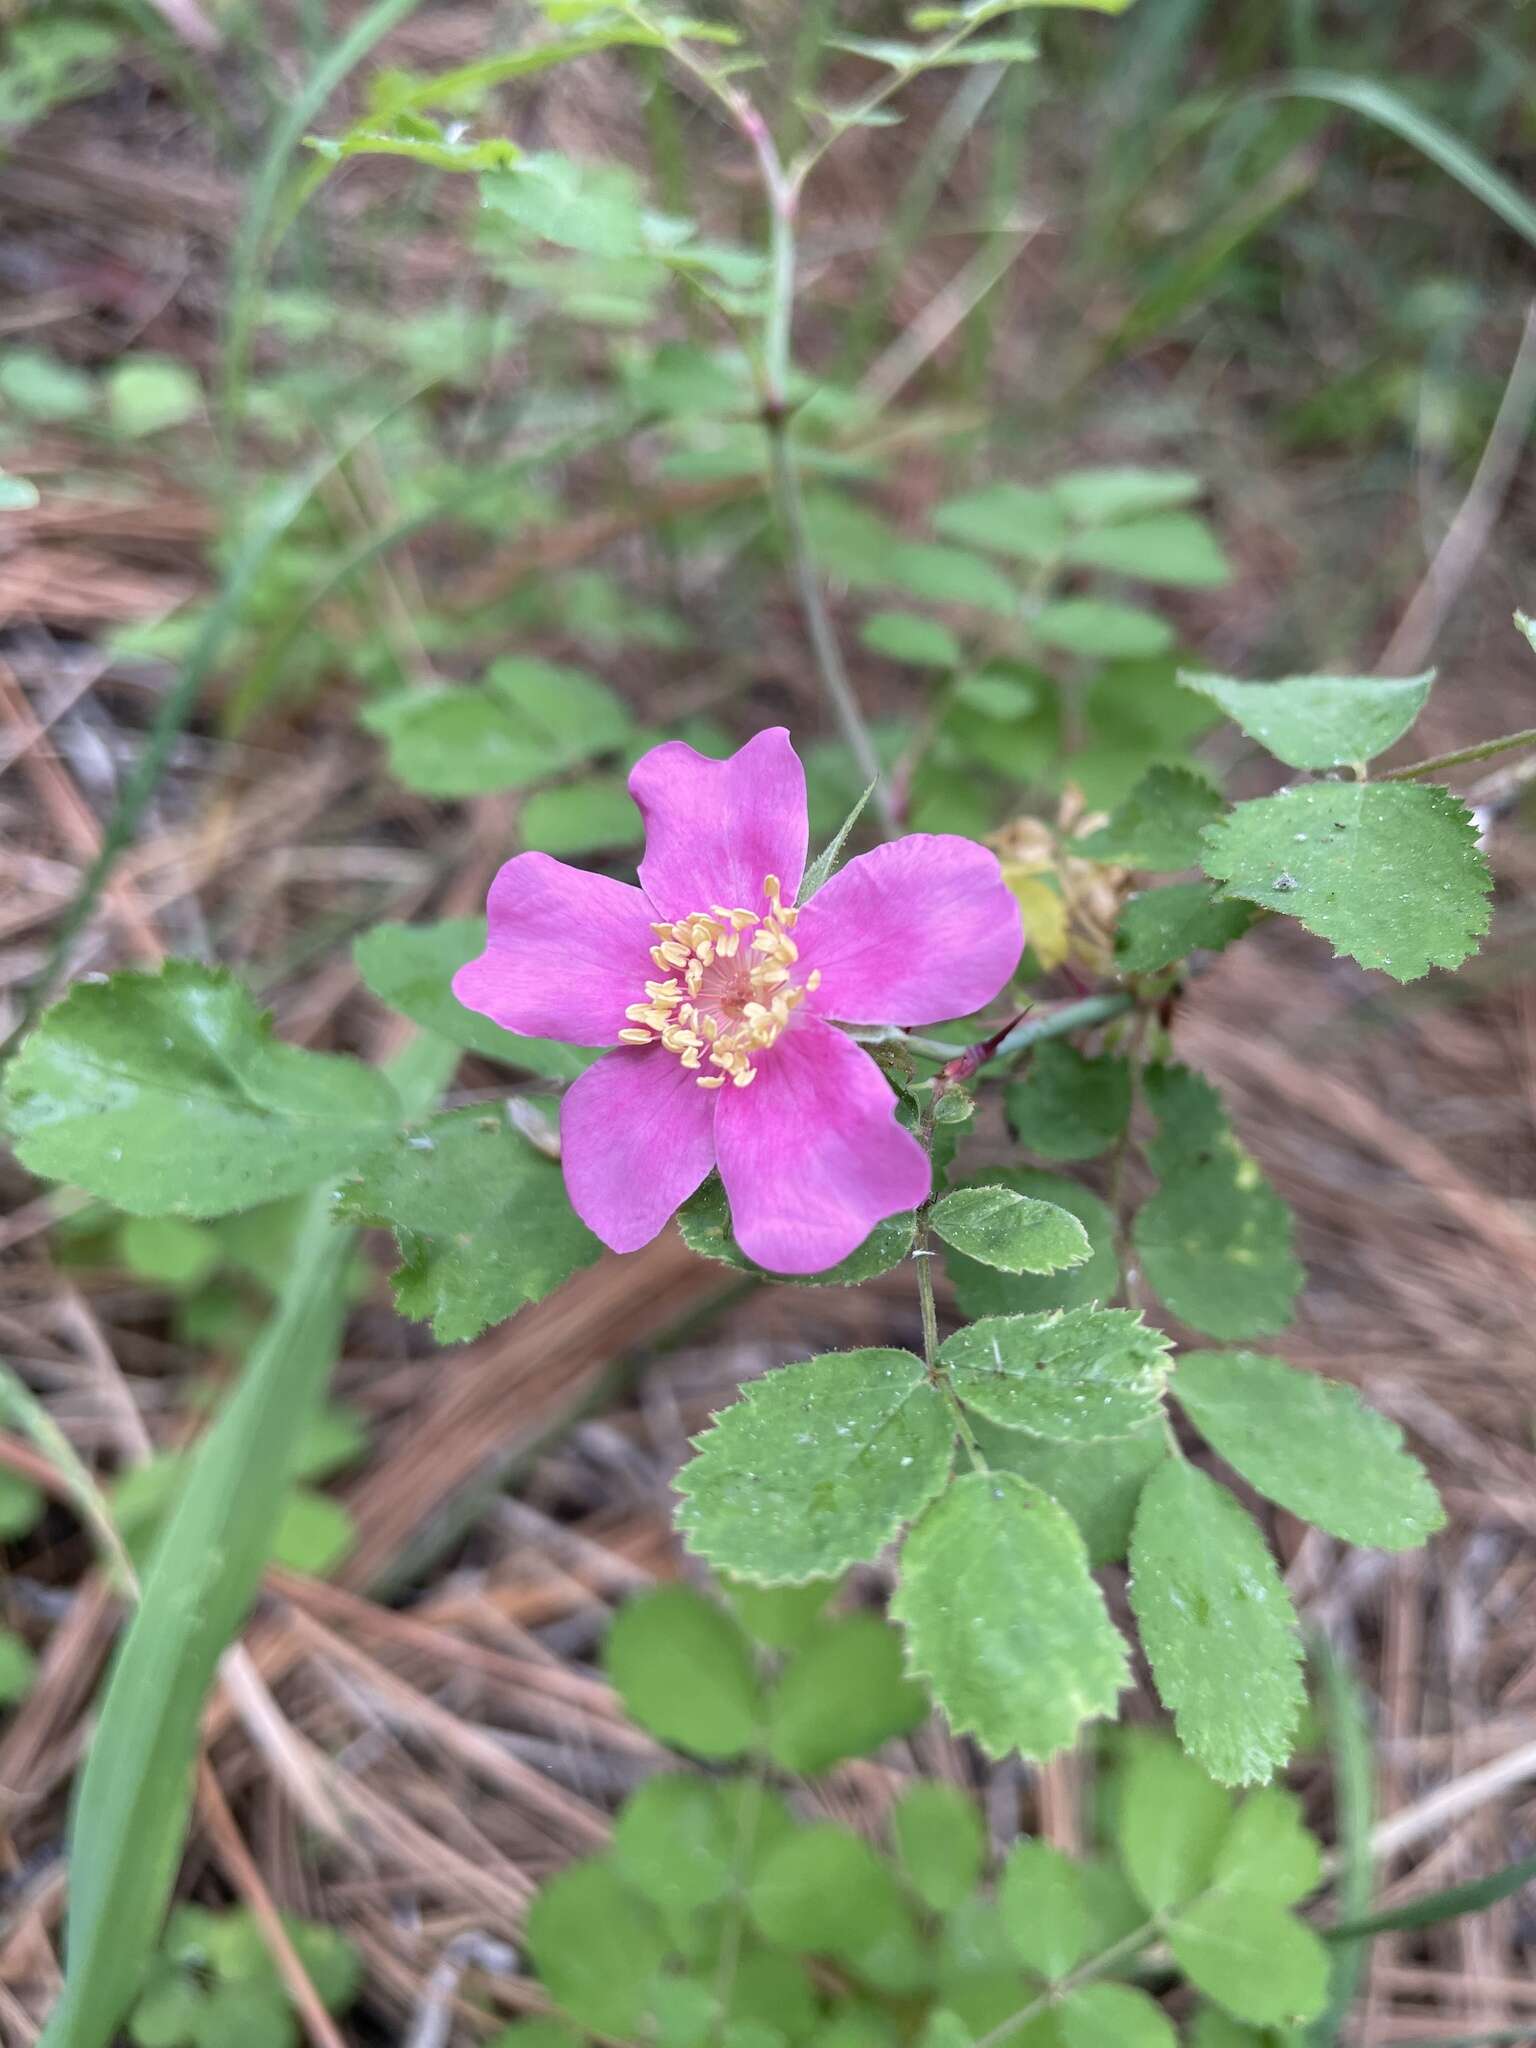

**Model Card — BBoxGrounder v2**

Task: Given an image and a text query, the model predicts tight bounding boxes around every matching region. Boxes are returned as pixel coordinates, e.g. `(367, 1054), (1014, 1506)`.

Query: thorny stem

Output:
(969, 1920), (1161, 2048)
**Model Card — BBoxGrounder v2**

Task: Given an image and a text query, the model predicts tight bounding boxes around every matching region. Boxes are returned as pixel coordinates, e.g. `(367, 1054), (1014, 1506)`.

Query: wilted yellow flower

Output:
(989, 789), (1128, 976)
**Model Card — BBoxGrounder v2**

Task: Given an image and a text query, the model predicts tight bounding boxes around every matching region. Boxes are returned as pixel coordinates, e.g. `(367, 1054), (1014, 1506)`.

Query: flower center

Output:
(619, 874), (819, 1089)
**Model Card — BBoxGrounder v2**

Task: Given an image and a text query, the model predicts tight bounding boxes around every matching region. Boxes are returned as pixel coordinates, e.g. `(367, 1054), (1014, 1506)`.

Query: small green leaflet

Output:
(1201, 781), (1491, 980)
(613, 1775), (736, 1915)
(939, 1308), (1172, 1442)
(748, 1826), (910, 1960)
(1053, 467), (1202, 522)
(884, 542), (1017, 614)
(891, 1783), (985, 1912)
(999, 1840), (1093, 1979)
(1075, 765), (1224, 869)
(1129, 1460), (1305, 1785)
(362, 656), (630, 797)
(1211, 1786), (1322, 1905)
(766, 1615), (927, 1772)
(892, 1471), (1129, 1762)
(521, 775), (641, 855)
(1172, 1349), (1443, 1550)
(1115, 1731), (1233, 1914)
(675, 1349), (954, 1584)
(1177, 669), (1434, 770)
(946, 1170), (1118, 1321)
(929, 1186), (1092, 1274)
(970, 1418), (1166, 1565)
(722, 1576), (831, 1652)
(678, 1175), (913, 1284)
(353, 917), (598, 1079)
(524, 1861), (667, 2036)
(1064, 514), (1230, 589)
(605, 1585), (760, 1759)
(1007, 1041), (1131, 1160)
(1, 962), (400, 1219)
(305, 121), (522, 172)
(1133, 1065), (1302, 1341)
(1058, 1983), (1177, 2048)
(1167, 1890), (1329, 2028)
(1115, 884), (1258, 974)
(333, 1107), (600, 1342)
(933, 482), (1065, 562)
(1033, 599), (1174, 660)
(860, 611), (962, 668)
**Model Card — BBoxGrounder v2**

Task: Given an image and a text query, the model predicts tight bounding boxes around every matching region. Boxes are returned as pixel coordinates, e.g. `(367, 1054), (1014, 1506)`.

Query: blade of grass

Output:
(38, 1033), (454, 2048)
(1327, 1847), (1536, 1943)
(1307, 1632), (1375, 2047)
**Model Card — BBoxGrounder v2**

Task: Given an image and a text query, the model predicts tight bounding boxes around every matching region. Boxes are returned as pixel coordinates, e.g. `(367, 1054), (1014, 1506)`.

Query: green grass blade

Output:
(1327, 1846), (1536, 1943)
(1306, 1633), (1374, 2046)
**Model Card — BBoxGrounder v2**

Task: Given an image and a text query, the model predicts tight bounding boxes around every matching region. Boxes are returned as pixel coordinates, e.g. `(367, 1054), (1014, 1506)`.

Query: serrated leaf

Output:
(1201, 780), (1491, 980)
(1057, 1983), (1176, 2048)
(613, 1775), (737, 1913)
(893, 1471), (1128, 1761)
(748, 1825), (910, 1959)
(1129, 1461), (1304, 1784)
(333, 1108), (600, 1342)
(354, 917), (597, 1078)
(606, 1585), (759, 1758)
(1115, 1731), (1233, 1913)
(1074, 766), (1224, 869)
(525, 1859), (668, 2035)
(1178, 670), (1433, 769)
(520, 775), (641, 854)
(362, 656), (630, 797)
(1053, 468), (1201, 523)
(945, 1170), (1117, 1321)
(933, 482), (1065, 562)
(999, 1839), (1092, 1979)
(891, 1783), (985, 1913)
(1133, 1065), (1302, 1341)
(1211, 1786), (1322, 1905)
(860, 610), (962, 667)
(675, 1349), (953, 1583)
(1167, 1890), (1329, 2027)
(939, 1308), (1172, 1442)
(930, 1187), (1092, 1274)
(1006, 1042), (1130, 1160)
(1065, 514), (1230, 589)
(1114, 884), (1257, 974)
(801, 780), (878, 900)
(1, 963), (400, 1219)
(767, 1614), (927, 1771)
(1033, 600), (1173, 660)
(969, 1420), (1166, 1565)
(1172, 1348), (1442, 1550)
(678, 1175), (914, 1284)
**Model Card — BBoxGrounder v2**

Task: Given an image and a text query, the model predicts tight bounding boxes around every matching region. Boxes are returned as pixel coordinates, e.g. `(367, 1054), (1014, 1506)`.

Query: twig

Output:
(1378, 726), (1536, 784)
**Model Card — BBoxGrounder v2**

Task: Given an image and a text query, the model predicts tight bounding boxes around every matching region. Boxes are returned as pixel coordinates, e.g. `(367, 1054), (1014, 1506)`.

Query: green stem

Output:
(970, 1921), (1161, 2048)
(914, 1100), (986, 1472)
(1378, 724), (1536, 782)
(980, 994), (1136, 1073)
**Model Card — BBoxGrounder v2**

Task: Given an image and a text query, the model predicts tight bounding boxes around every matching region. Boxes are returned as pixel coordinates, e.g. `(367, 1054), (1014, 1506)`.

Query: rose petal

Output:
(632, 727), (808, 919)
(453, 852), (656, 1046)
(797, 835), (1022, 1026)
(560, 1045), (718, 1253)
(714, 1018), (930, 1274)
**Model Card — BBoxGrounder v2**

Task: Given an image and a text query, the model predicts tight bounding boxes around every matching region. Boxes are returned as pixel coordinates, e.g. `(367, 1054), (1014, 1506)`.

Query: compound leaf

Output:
(930, 1187), (1092, 1275)
(605, 1585), (759, 1759)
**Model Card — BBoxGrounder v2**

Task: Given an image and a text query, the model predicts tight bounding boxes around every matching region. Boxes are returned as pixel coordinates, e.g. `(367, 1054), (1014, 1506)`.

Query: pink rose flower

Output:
(454, 728), (1022, 1274)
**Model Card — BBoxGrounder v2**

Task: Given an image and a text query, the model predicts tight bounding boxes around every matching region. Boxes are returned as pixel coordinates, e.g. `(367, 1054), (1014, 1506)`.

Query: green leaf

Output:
(1006, 1042), (1130, 1160)
(613, 1775), (737, 1913)
(933, 483), (1065, 563)
(1033, 600), (1173, 660)
(129, 1967), (208, 2047)
(0, 347), (94, 420)
(117, 1216), (220, 1290)
(891, 1783), (986, 1913)
(481, 151), (648, 255)
(1074, 766), (1224, 870)
(1167, 1890), (1329, 2028)
(353, 917), (597, 1079)
(999, 1839), (1092, 1979)
(1129, 1460), (1304, 1785)
(1186, 2012), (1264, 2048)
(748, 1826), (909, 1959)
(675, 1349), (954, 1584)
(945, 1171), (1117, 1321)
(1326, 1843), (1536, 1942)
(1, 963), (400, 1219)
(1133, 1065), (1302, 1341)
(333, 1107), (600, 1342)
(525, 1858), (668, 2035)
(1057, 1984), (1176, 2048)
(930, 1187), (1092, 1275)
(892, 1471), (1128, 1762)
(305, 121), (522, 172)
(860, 611), (963, 668)
(723, 1577), (834, 1652)
(884, 542), (1018, 614)
(1064, 514), (1230, 588)
(1053, 468), (1202, 523)
(801, 779), (878, 900)
(189, 1984), (295, 2048)
(606, 1585), (759, 1758)
(1212, 1787), (1322, 1905)
(1115, 1732), (1232, 1913)
(678, 1175), (914, 1285)
(939, 1308), (1172, 1443)
(0, 1627), (36, 1705)
(968, 1421), (1166, 1565)
(1114, 884), (1257, 975)
(1172, 1349), (1443, 1550)
(362, 657), (630, 797)
(282, 1917), (360, 2012)
(1201, 780), (1491, 981)
(520, 775), (641, 854)
(270, 1489), (354, 1577)
(1177, 670), (1433, 769)
(107, 356), (202, 438)
(767, 1614), (927, 1772)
